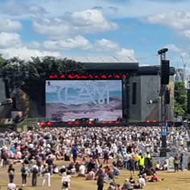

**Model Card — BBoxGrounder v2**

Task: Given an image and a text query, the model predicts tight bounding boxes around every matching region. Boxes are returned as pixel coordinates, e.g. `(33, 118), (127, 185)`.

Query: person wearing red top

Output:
(148, 173), (164, 182)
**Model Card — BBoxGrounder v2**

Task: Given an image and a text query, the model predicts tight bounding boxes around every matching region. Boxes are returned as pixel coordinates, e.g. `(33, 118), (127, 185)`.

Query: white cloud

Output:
(146, 11), (190, 30)
(33, 9), (117, 39)
(184, 30), (190, 39)
(43, 35), (91, 50)
(0, 32), (60, 59)
(0, 32), (22, 48)
(0, 1), (47, 17)
(1, 0), (190, 20)
(26, 41), (41, 49)
(116, 48), (137, 62)
(0, 47), (61, 60)
(165, 44), (181, 52)
(95, 39), (119, 51)
(2, 0), (189, 63)
(146, 11), (190, 39)
(0, 18), (22, 32)
(24, 0), (190, 19)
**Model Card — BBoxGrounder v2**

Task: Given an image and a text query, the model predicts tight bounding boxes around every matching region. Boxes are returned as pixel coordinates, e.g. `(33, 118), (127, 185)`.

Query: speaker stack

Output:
(161, 60), (170, 85)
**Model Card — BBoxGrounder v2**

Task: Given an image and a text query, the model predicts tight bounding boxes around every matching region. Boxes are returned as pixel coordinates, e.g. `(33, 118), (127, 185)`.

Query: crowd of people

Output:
(0, 125), (189, 190)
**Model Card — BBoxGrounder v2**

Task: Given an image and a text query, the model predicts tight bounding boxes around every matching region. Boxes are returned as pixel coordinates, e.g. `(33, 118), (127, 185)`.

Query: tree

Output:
(174, 82), (187, 116)
(0, 56), (84, 117)
(0, 54), (3, 65)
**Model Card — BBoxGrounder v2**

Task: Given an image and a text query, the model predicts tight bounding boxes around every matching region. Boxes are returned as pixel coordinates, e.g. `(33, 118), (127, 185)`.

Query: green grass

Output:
(0, 161), (190, 190)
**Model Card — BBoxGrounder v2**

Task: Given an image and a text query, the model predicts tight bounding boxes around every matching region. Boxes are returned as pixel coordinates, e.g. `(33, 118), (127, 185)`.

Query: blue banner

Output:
(161, 123), (168, 136)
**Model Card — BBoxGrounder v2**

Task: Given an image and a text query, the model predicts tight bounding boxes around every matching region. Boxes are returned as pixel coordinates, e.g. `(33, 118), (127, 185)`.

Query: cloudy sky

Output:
(0, 0), (190, 66)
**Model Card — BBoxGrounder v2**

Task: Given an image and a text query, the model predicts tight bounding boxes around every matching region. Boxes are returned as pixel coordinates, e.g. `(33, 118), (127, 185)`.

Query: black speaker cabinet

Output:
(161, 60), (170, 85)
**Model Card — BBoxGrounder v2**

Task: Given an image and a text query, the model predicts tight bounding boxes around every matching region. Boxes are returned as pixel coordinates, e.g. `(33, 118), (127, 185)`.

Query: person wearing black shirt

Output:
(21, 163), (28, 186)
(7, 164), (15, 183)
(46, 156), (53, 175)
(97, 171), (105, 190)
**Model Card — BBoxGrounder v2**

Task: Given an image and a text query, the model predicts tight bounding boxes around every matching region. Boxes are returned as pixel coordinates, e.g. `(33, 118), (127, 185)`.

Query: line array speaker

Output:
(161, 60), (170, 85)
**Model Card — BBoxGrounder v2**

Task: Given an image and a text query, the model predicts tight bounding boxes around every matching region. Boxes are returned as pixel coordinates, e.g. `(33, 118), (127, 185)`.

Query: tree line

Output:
(0, 55), (83, 117)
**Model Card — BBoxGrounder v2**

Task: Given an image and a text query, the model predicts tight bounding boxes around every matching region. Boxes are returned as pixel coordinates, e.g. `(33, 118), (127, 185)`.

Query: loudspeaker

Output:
(161, 136), (167, 148)
(187, 90), (190, 114)
(161, 60), (170, 85)
(165, 89), (170, 104)
(12, 97), (16, 110)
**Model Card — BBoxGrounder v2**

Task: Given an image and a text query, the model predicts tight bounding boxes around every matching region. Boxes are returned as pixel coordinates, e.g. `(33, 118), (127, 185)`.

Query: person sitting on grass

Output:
(133, 175), (146, 189)
(129, 176), (135, 188)
(155, 161), (161, 171)
(107, 181), (117, 190)
(7, 181), (16, 190)
(148, 173), (164, 182)
(113, 167), (120, 176)
(78, 163), (86, 177)
(122, 178), (133, 190)
(86, 169), (95, 180)
(115, 184), (122, 190)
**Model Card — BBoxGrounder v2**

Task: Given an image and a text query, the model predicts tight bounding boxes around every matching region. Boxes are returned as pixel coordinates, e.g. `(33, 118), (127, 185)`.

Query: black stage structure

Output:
(41, 62), (175, 127)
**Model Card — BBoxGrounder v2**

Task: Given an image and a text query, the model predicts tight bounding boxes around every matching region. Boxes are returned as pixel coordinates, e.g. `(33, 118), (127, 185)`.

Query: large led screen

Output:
(46, 80), (122, 121)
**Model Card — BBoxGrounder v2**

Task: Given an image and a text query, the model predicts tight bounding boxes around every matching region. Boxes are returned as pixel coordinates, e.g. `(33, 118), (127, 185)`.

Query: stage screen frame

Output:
(45, 80), (123, 122)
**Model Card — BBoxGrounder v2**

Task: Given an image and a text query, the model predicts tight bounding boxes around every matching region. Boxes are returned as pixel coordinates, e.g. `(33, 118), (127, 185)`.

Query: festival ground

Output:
(0, 160), (190, 190)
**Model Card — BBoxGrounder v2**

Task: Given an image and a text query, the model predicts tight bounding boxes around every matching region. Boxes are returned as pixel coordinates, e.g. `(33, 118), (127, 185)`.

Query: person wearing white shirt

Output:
(61, 172), (71, 190)
(78, 164), (85, 177)
(138, 175), (146, 188)
(7, 182), (16, 190)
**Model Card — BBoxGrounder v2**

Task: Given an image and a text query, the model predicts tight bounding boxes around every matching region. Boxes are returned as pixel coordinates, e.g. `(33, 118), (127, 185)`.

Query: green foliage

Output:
(0, 54), (3, 63)
(28, 56), (84, 79)
(0, 56), (83, 95)
(0, 54), (5, 72)
(174, 82), (187, 116)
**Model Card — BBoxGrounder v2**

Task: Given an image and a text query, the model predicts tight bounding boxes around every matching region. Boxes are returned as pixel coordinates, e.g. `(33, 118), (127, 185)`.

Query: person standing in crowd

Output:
(1, 149), (8, 167)
(180, 153), (184, 171)
(42, 164), (51, 186)
(31, 163), (38, 186)
(7, 164), (15, 183)
(103, 149), (109, 164)
(72, 145), (78, 163)
(97, 171), (105, 190)
(20, 163), (28, 186)
(139, 153), (145, 171)
(146, 152), (152, 168)
(128, 156), (135, 175)
(46, 156), (54, 175)
(174, 153), (180, 172)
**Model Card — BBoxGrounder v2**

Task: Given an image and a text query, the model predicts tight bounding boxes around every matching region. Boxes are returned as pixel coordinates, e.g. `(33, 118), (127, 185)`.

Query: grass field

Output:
(0, 161), (190, 190)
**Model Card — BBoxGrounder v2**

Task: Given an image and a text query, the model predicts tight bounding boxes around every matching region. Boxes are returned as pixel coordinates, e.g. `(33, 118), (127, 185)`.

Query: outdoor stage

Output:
(34, 62), (175, 126)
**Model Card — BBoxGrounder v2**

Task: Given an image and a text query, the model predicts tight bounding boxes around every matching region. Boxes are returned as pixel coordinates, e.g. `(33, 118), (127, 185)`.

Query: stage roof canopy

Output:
(83, 62), (139, 72)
